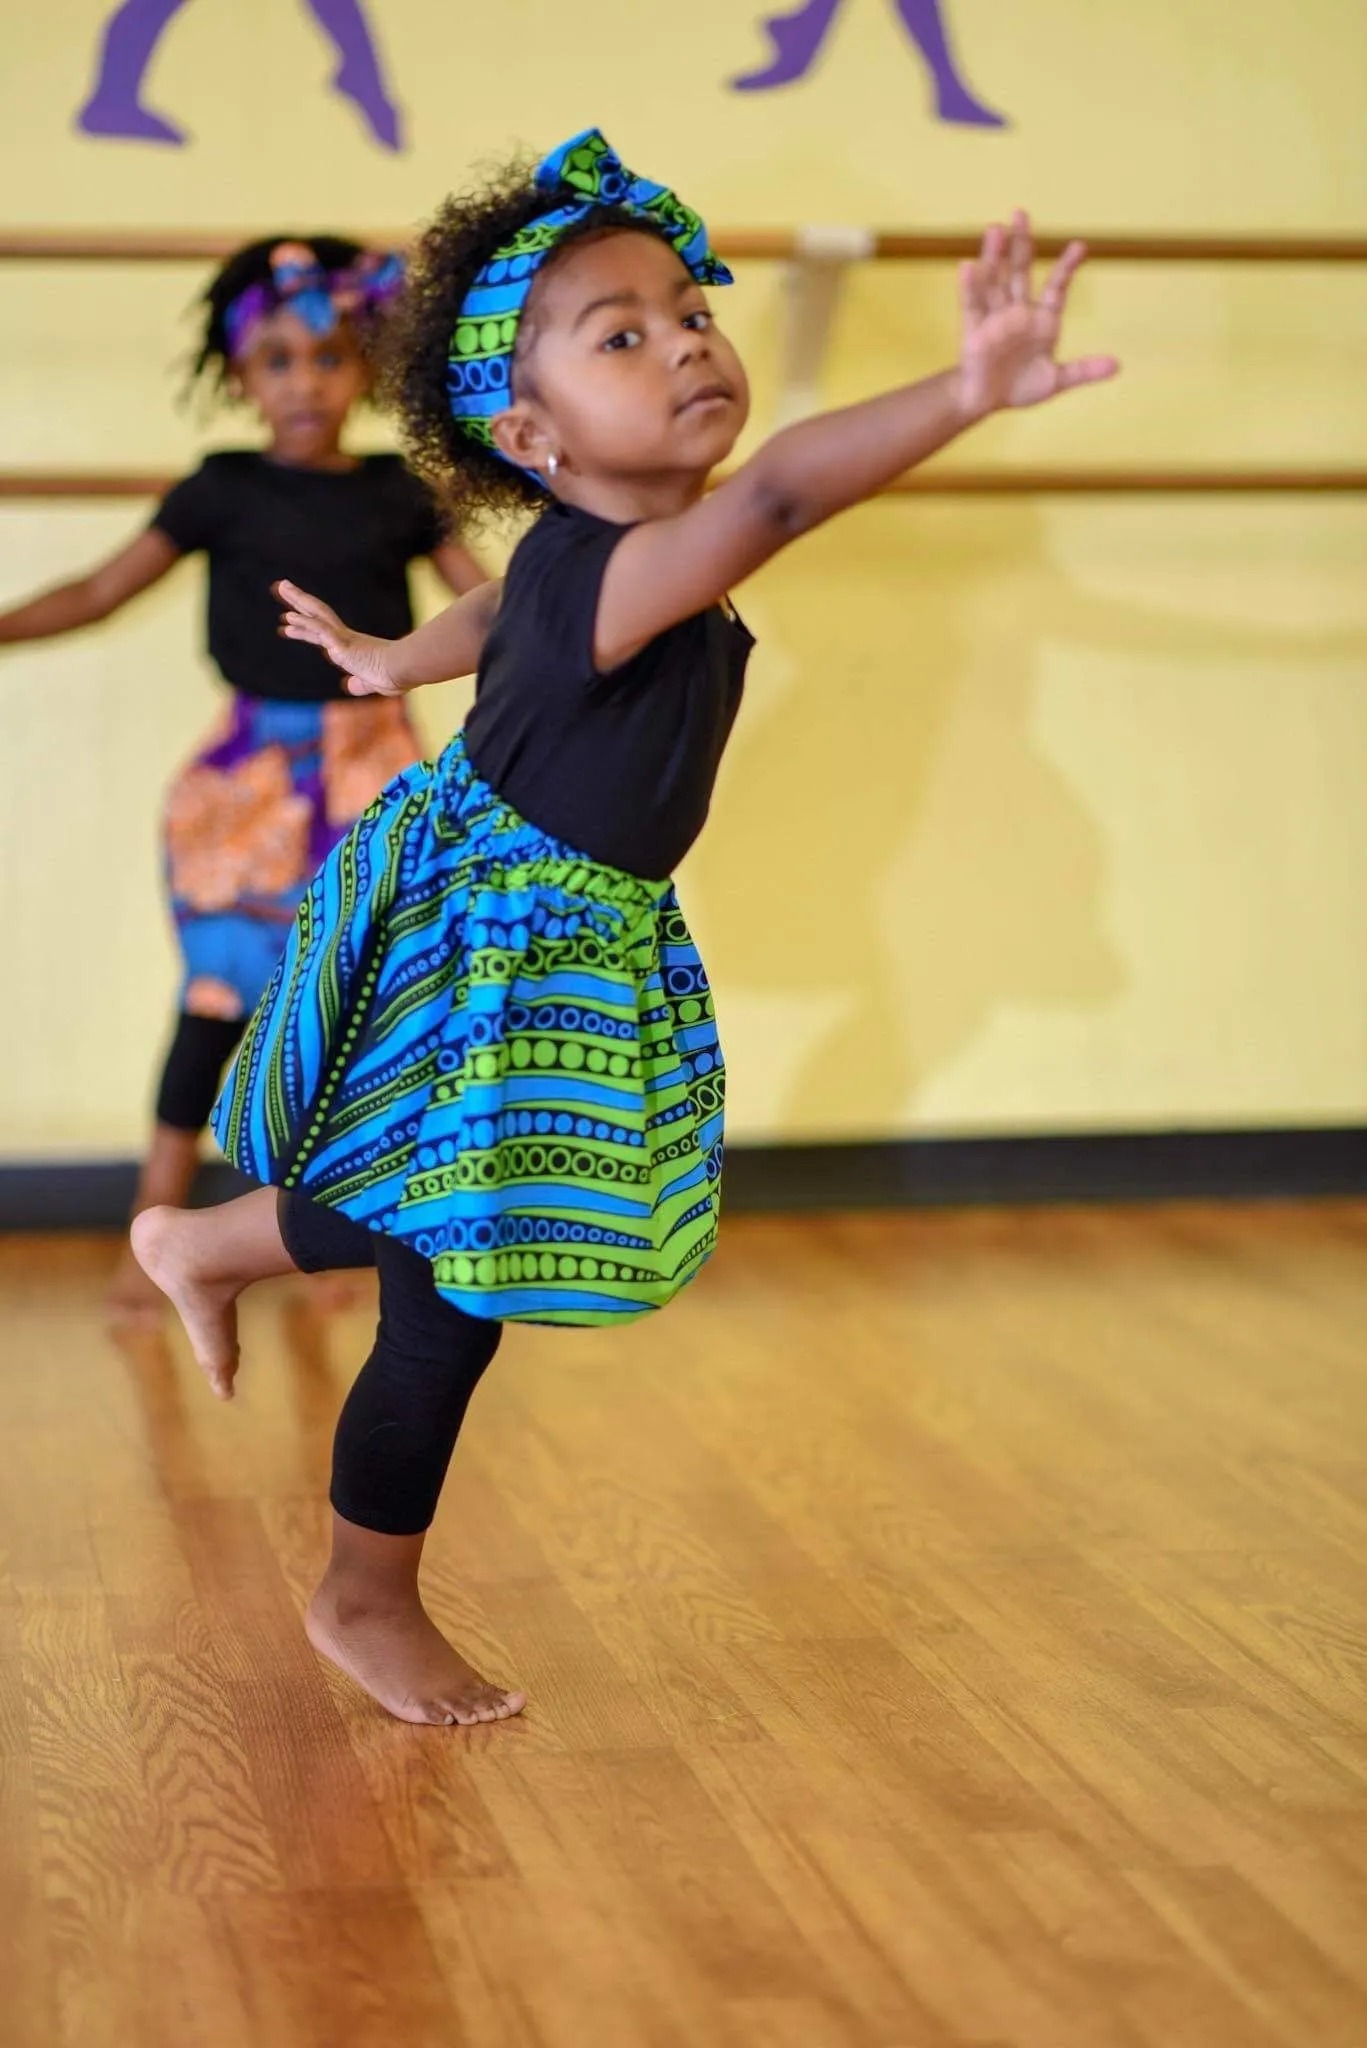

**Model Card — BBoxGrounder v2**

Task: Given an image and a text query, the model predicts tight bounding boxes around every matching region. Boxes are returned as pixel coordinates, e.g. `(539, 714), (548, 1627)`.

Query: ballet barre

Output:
(1, 230), (1366, 263)
(2, 469), (1365, 499)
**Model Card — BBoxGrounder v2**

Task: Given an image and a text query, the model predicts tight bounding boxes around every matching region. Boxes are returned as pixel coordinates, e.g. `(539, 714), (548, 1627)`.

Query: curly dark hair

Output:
(381, 158), (670, 531)
(188, 234), (368, 394)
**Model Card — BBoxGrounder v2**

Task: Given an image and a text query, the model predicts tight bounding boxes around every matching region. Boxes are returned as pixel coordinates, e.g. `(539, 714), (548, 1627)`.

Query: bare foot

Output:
(107, 1241), (167, 1324)
(305, 1577), (526, 1727)
(129, 1206), (240, 1400)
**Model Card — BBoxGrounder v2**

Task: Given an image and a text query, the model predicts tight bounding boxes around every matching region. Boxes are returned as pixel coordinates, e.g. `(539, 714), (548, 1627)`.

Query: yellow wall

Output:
(2, 0), (1366, 1153)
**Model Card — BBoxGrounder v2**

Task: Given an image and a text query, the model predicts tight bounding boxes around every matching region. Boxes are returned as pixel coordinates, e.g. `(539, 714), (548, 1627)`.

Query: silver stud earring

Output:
(546, 451), (560, 479)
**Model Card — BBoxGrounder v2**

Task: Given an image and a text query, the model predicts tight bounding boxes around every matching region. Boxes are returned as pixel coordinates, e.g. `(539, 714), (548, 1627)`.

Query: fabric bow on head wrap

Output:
(224, 241), (405, 359)
(446, 127), (733, 458)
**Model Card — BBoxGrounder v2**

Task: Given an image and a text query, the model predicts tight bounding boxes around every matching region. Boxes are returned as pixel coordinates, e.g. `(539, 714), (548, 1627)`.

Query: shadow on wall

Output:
(689, 502), (1123, 1134)
(694, 498), (1367, 1139)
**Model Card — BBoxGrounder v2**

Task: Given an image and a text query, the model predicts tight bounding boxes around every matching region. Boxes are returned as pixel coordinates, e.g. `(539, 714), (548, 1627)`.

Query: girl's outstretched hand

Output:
(275, 580), (402, 696)
(957, 212), (1119, 416)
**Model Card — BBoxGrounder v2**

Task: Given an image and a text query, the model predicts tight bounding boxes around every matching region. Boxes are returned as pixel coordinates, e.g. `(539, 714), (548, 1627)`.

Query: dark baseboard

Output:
(0, 1161), (258, 1232)
(0, 1127), (1363, 1230)
(719, 1127), (1367, 1210)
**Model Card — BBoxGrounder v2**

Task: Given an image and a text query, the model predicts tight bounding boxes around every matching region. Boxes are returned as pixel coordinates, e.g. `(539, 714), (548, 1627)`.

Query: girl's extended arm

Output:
(594, 214), (1119, 670)
(276, 575), (503, 694)
(0, 528), (181, 647)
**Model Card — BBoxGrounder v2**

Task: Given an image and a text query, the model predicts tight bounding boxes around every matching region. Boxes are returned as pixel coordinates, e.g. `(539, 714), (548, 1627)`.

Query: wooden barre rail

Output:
(2, 230), (1366, 265)
(3, 469), (1365, 500)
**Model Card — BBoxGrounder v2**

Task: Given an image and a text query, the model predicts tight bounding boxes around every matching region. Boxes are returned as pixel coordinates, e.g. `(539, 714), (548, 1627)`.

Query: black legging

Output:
(155, 1011), (246, 1132)
(279, 1192), (503, 1537)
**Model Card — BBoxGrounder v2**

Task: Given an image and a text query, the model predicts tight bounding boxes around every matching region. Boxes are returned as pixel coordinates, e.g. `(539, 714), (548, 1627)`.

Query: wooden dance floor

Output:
(2, 1202), (1366, 2048)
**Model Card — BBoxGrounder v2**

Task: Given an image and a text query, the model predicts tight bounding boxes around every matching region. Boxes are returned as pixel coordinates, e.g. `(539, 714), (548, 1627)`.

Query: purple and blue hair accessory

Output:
(224, 241), (405, 360)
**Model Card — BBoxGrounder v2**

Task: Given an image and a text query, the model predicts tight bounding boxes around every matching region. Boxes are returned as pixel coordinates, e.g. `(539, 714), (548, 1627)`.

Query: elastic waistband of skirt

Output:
(221, 691), (411, 743)
(445, 731), (673, 915)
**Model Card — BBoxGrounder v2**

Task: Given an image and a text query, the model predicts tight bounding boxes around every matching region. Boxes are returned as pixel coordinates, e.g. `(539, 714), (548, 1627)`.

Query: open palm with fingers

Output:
(958, 211), (1119, 416)
(275, 579), (400, 696)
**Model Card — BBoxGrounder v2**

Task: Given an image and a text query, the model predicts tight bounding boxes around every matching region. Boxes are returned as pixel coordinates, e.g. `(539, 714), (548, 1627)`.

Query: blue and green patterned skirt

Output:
(211, 734), (724, 1326)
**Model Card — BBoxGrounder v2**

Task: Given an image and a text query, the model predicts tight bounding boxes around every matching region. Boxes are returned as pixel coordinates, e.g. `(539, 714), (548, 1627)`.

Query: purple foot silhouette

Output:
(932, 78), (1006, 127)
(75, 0), (191, 146)
(309, 0), (404, 150)
(331, 61), (402, 149)
(733, 0), (1009, 127)
(77, 94), (186, 144)
(898, 0), (1006, 126)
(733, 0), (840, 90)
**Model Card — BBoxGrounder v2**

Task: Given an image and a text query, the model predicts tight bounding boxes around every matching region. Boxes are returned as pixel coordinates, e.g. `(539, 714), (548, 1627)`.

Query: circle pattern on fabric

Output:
(212, 735), (724, 1328)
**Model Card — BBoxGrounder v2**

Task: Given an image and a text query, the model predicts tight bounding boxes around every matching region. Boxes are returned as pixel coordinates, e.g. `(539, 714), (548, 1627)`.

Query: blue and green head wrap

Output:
(445, 127), (733, 459)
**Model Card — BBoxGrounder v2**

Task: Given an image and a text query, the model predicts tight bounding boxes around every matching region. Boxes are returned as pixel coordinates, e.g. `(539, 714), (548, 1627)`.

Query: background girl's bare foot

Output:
(112, 1123), (202, 1326)
(129, 1206), (241, 1398)
(305, 1575), (526, 1727)
(301, 1270), (369, 1313)
(106, 1242), (167, 1324)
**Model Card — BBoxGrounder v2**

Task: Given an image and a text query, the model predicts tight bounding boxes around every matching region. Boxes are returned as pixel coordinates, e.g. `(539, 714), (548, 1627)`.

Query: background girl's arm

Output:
(594, 215), (1119, 671)
(277, 575), (503, 694)
(429, 537), (490, 596)
(0, 528), (181, 646)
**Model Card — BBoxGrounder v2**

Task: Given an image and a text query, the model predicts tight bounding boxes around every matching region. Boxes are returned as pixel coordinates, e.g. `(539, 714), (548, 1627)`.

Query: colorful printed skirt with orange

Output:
(164, 694), (421, 1023)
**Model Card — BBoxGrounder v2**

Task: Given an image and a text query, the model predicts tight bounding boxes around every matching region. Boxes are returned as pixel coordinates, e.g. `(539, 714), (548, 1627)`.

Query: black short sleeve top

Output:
(152, 450), (447, 702)
(463, 501), (752, 880)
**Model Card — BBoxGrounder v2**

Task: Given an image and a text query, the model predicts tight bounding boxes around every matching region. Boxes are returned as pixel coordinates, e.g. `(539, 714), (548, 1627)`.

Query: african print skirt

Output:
(211, 734), (724, 1326)
(165, 693), (421, 1022)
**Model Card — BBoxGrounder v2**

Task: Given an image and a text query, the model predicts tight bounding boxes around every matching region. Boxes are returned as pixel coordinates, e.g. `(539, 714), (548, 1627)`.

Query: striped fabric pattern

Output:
(212, 735), (724, 1325)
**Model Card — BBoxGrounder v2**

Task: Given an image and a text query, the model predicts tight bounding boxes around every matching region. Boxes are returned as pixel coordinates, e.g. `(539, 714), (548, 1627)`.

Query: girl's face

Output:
(231, 309), (368, 464)
(501, 230), (750, 494)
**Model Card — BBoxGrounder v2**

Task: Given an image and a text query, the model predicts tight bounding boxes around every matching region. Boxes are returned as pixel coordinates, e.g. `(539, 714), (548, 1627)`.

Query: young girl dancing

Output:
(0, 236), (485, 1312)
(133, 129), (1117, 1726)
